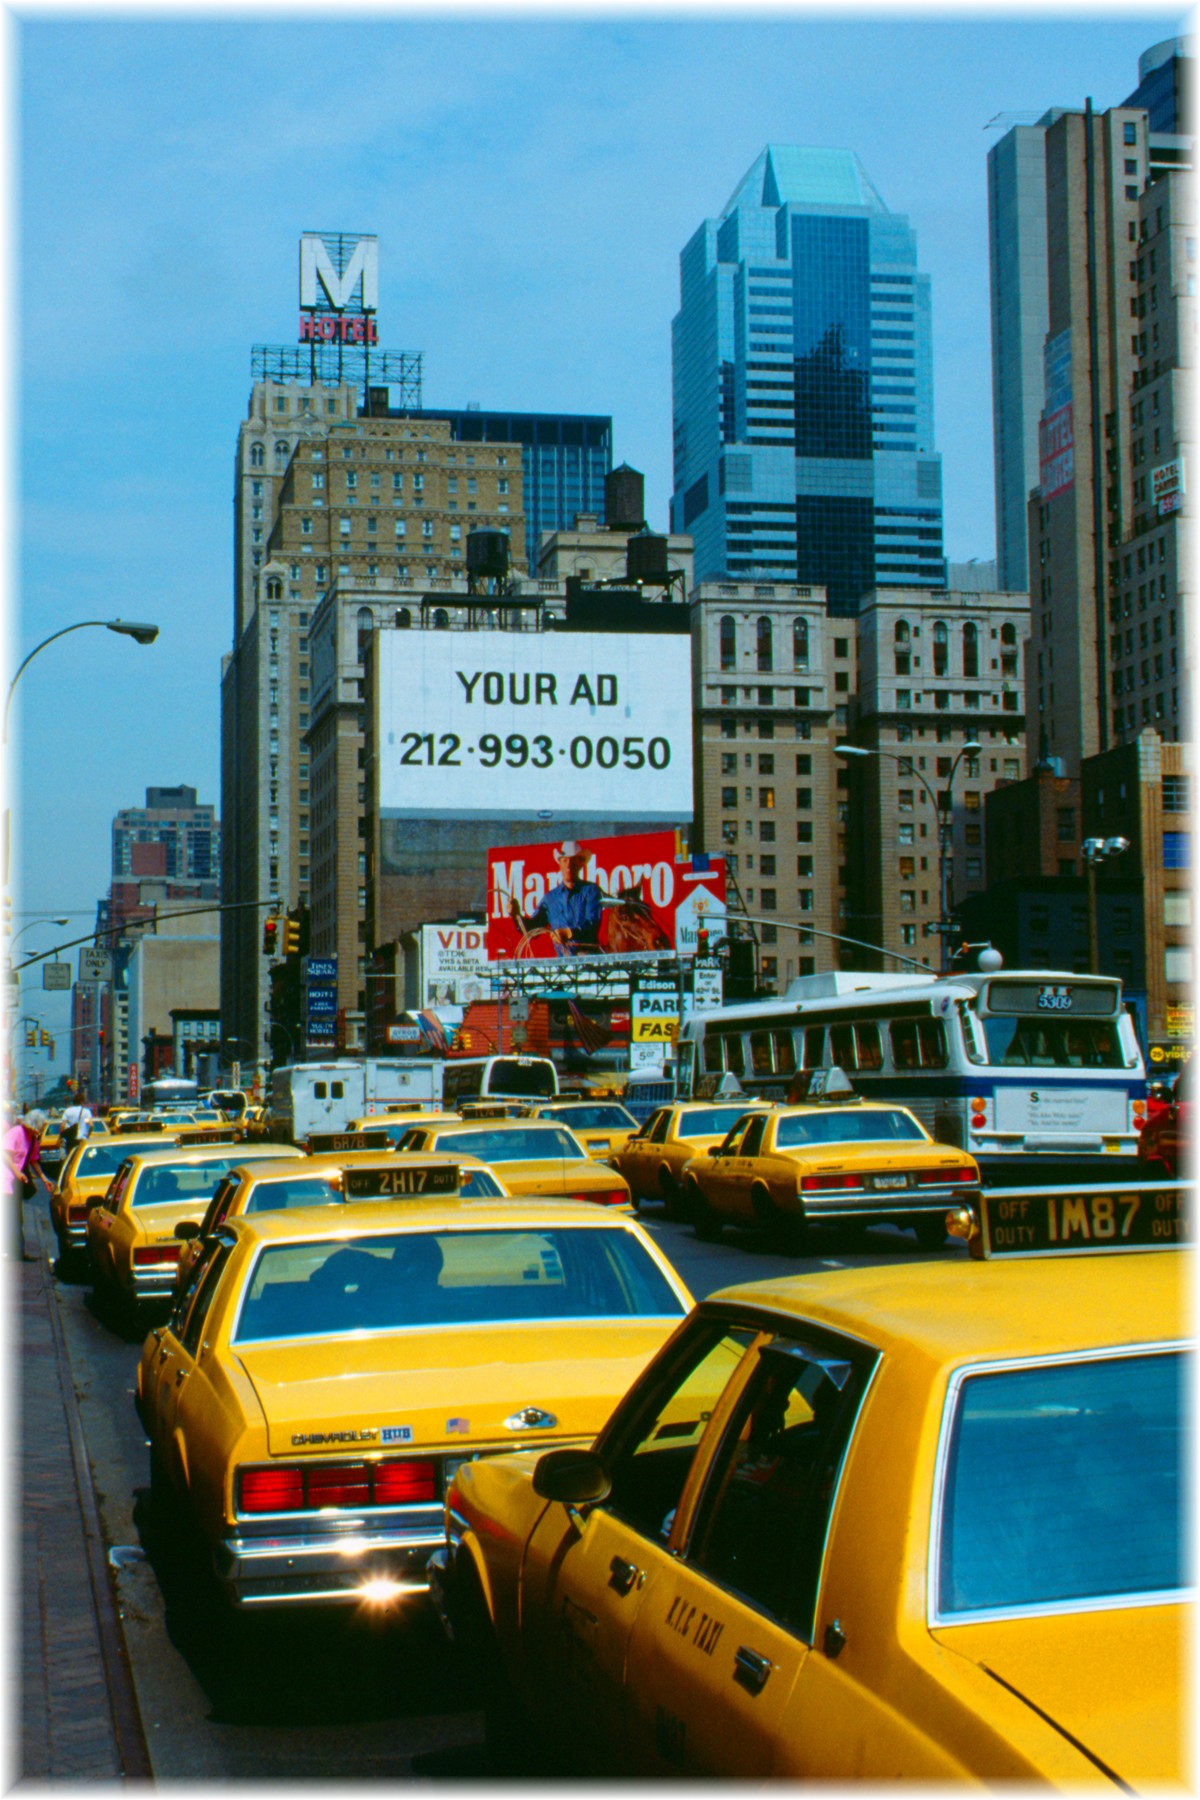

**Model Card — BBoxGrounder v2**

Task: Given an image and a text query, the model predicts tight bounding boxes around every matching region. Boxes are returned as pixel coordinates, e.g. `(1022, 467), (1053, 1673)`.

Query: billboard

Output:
(418, 924), (490, 1006)
(1038, 405), (1074, 500)
(486, 831), (726, 963)
(376, 631), (693, 822)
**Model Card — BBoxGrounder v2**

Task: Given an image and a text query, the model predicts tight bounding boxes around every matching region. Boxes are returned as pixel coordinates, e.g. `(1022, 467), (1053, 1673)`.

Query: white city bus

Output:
(676, 967), (1147, 1185)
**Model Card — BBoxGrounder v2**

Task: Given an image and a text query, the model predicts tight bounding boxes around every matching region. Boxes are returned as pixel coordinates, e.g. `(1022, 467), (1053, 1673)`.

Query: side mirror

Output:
(532, 1447), (611, 1506)
(175, 1220), (201, 1241)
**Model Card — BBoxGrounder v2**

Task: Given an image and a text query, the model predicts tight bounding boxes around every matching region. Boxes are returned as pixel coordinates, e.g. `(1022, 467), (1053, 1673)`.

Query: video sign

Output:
(377, 632), (693, 822)
(486, 831), (726, 963)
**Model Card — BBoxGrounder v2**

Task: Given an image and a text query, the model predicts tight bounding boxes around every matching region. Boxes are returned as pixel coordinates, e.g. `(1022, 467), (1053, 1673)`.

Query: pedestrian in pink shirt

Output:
(4, 1110), (52, 1260)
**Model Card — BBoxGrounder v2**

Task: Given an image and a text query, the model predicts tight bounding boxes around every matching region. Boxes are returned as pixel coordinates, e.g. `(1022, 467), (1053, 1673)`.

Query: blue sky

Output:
(10, 8), (1181, 1080)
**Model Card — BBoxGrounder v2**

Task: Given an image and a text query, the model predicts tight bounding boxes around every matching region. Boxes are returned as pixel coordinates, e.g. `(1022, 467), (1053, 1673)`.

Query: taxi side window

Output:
(647, 1111), (671, 1145)
(603, 1324), (757, 1542)
(739, 1114), (768, 1158)
(685, 1336), (876, 1643)
(180, 1244), (233, 1357)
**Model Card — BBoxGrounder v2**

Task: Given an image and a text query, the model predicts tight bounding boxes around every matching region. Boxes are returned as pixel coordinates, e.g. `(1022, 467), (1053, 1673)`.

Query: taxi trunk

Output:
(221, 1320), (666, 1607)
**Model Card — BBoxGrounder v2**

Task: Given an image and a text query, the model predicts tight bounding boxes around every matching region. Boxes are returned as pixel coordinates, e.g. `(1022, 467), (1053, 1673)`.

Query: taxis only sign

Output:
(977, 1183), (1188, 1257)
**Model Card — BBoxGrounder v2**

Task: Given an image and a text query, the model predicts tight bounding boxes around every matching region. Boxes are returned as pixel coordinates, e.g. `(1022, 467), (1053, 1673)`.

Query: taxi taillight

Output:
(916, 1166), (976, 1186)
(237, 1458), (437, 1514)
(800, 1173), (861, 1193)
(133, 1245), (180, 1266)
(574, 1188), (627, 1206)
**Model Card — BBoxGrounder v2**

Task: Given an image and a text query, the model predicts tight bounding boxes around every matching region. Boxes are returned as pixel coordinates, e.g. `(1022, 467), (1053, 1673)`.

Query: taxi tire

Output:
(455, 1566), (543, 1776)
(688, 1182), (723, 1243)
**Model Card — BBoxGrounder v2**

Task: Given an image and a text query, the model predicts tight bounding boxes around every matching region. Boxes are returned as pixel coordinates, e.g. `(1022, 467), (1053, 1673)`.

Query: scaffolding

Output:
(250, 344), (423, 410)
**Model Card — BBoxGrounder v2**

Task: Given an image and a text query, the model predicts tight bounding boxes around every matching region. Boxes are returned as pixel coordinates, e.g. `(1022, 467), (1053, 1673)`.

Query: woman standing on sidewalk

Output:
(3, 1110), (53, 1260)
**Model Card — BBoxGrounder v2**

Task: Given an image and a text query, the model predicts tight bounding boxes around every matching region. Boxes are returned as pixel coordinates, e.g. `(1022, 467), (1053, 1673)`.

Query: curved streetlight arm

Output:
(5, 619), (159, 740)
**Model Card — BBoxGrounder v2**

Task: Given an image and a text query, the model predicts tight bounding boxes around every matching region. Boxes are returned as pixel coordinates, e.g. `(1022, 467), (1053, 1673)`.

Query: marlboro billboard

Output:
(487, 830), (726, 963)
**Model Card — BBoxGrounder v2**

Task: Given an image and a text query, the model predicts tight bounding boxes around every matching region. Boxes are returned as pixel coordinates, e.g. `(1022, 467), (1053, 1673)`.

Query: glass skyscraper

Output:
(671, 145), (945, 614)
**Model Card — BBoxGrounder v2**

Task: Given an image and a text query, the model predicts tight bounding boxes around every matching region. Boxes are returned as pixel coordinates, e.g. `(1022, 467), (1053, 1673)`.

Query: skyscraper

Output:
(671, 145), (945, 614)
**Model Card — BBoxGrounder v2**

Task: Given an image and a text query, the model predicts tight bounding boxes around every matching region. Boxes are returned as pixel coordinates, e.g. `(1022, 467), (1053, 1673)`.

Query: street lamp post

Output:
(5, 618), (159, 741)
(837, 741), (982, 972)
(1082, 837), (1130, 974)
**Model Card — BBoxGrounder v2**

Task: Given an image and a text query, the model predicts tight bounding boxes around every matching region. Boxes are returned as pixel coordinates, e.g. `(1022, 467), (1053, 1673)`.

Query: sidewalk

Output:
(17, 1196), (149, 1781)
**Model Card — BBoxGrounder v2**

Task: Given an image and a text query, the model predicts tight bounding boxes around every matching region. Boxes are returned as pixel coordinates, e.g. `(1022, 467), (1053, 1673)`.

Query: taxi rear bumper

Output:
(797, 1183), (982, 1221)
(215, 1507), (444, 1607)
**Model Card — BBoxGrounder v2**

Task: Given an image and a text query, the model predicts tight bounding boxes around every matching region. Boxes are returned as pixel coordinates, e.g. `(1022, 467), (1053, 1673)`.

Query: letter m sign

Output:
(299, 233), (379, 313)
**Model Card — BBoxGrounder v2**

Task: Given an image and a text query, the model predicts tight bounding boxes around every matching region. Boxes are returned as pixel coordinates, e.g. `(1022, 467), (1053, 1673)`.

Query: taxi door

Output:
(621, 1108), (670, 1200)
(153, 1239), (233, 1495)
(621, 1330), (877, 1777)
(709, 1113), (769, 1223)
(517, 1321), (759, 1775)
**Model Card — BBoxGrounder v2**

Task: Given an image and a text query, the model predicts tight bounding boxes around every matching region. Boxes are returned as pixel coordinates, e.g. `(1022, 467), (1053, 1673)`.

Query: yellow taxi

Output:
(398, 1118), (633, 1207)
(344, 1112), (462, 1146)
(38, 1114), (68, 1173)
(682, 1083), (979, 1249)
(172, 1151), (512, 1292)
(50, 1129), (190, 1267)
(610, 1100), (772, 1218)
(527, 1101), (640, 1163)
(87, 1137), (304, 1322)
(136, 1193), (694, 1610)
(432, 1183), (1191, 1780)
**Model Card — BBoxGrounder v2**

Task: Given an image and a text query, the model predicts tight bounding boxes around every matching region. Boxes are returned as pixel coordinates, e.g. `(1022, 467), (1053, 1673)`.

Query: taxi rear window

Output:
(774, 1110), (925, 1148)
(132, 1158), (251, 1206)
(538, 1105), (637, 1130)
(233, 1226), (683, 1343)
(936, 1349), (1187, 1619)
(677, 1106), (755, 1139)
(76, 1141), (139, 1175)
(430, 1126), (586, 1164)
(245, 1177), (341, 1213)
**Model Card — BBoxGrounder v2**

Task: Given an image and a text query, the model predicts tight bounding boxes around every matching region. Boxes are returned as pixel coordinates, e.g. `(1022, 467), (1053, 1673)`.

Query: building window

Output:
(1163, 831), (1190, 869)
(933, 619), (948, 676)
(721, 787), (737, 808)
(759, 787), (775, 809)
(963, 621), (979, 678)
(1057, 807), (1075, 840)
(1165, 946), (1192, 984)
(756, 616), (773, 672)
(793, 618), (809, 669)
(720, 616), (736, 670)
(1162, 775), (1190, 811)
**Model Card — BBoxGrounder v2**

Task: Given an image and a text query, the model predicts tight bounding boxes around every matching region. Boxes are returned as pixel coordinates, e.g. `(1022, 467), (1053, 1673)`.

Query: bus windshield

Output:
(981, 1016), (1124, 1069)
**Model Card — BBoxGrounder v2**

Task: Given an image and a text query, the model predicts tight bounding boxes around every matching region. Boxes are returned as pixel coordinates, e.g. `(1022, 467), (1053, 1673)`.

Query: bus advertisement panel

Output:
(486, 832), (727, 964)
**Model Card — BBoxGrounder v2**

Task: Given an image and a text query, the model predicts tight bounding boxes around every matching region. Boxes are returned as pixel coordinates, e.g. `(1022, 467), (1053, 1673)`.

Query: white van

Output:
(268, 1059), (447, 1143)
(440, 1056), (558, 1110)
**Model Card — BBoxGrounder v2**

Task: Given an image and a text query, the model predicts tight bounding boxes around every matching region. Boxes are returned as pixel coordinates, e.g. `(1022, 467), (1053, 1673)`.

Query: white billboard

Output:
(377, 631), (693, 821)
(418, 924), (490, 1006)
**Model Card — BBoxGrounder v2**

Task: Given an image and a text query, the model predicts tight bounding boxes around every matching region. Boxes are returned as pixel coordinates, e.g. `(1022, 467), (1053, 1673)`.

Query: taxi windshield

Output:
(774, 1110), (925, 1148)
(678, 1106), (757, 1139)
(980, 1015), (1123, 1069)
(132, 1158), (252, 1206)
(233, 1226), (684, 1342)
(430, 1126), (586, 1164)
(937, 1349), (1187, 1618)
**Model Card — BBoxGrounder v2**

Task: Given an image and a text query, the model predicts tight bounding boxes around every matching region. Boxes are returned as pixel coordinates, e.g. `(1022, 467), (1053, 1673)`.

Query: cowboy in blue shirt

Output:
(512, 841), (602, 952)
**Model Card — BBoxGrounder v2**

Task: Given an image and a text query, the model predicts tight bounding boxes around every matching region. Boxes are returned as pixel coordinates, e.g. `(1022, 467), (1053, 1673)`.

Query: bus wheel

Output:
(689, 1183), (723, 1243)
(914, 1214), (948, 1251)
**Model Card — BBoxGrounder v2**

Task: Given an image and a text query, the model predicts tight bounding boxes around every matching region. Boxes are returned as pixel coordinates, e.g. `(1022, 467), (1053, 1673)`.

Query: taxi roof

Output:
(225, 1195), (646, 1244)
(119, 1141), (304, 1169)
(411, 1117), (577, 1135)
(231, 1151), (494, 1180)
(705, 1253), (1189, 1367)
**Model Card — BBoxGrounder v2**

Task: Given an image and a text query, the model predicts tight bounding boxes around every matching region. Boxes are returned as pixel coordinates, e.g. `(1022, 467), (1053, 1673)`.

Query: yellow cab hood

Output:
(235, 1319), (671, 1457)
(932, 1604), (1189, 1785)
(493, 1161), (616, 1194)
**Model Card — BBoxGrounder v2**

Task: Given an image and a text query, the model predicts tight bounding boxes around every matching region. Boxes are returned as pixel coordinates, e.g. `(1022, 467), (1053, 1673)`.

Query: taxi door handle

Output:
(174, 1368), (188, 1387)
(608, 1555), (641, 1596)
(734, 1647), (773, 1694)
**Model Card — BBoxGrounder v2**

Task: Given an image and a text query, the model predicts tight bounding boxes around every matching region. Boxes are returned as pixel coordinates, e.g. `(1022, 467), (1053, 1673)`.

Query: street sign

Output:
(305, 956), (338, 981)
(128, 1064), (139, 1101)
(42, 961), (71, 991)
(79, 948), (112, 982)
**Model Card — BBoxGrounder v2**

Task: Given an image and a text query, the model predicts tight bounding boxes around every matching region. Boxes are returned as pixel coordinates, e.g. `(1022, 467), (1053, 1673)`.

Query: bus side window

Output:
(890, 1020), (920, 1069)
(830, 1024), (857, 1071)
(725, 1035), (746, 1077)
(703, 1036), (725, 1074)
(803, 1026), (825, 1069)
(855, 1024), (883, 1072)
(772, 1029), (796, 1076)
(750, 1032), (774, 1076)
(917, 1018), (948, 1068)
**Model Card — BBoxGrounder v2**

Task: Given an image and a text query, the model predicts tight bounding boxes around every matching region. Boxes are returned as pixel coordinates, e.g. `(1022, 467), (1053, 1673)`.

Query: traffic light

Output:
(282, 913), (302, 956)
(39, 1029), (49, 1046)
(262, 916), (278, 956)
(25, 1025), (35, 1046)
(696, 927), (710, 956)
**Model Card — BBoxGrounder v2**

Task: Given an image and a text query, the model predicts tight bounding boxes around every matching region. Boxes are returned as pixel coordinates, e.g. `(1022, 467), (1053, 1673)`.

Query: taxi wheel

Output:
(689, 1183), (723, 1243)
(659, 1171), (686, 1221)
(913, 1215), (948, 1251)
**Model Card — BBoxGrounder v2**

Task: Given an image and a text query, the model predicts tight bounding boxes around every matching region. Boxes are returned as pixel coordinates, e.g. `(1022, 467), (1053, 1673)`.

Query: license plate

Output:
(1102, 1139), (1122, 1152)
(591, 1138), (610, 1149)
(872, 1173), (909, 1190)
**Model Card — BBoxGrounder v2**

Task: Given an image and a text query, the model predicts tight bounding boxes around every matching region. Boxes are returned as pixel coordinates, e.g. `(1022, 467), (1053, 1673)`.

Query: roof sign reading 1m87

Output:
(977, 1184), (1187, 1257)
